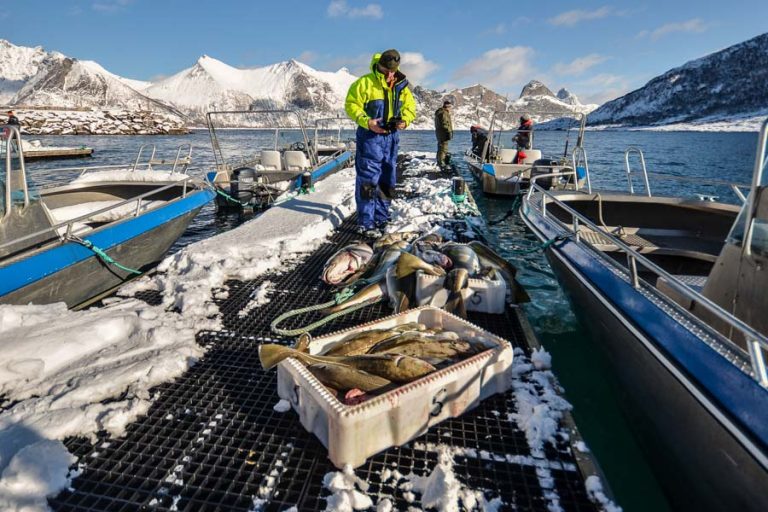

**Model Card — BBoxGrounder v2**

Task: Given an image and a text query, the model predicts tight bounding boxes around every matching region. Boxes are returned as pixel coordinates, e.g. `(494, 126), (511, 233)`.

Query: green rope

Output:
(214, 187), (249, 206)
(515, 233), (572, 254)
(68, 236), (142, 275)
(487, 196), (521, 226)
(270, 293), (384, 337)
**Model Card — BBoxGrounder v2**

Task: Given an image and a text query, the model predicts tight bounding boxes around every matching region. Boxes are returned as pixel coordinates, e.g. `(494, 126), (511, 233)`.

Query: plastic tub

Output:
(275, 306), (514, 468)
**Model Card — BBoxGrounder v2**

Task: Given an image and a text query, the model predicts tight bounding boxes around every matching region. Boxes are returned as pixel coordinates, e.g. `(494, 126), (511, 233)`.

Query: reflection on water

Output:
(22, 128), (757, 511)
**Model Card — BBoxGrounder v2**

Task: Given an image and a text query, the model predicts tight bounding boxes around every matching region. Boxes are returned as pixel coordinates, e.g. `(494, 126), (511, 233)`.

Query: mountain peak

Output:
(556, 88), (580, 106)
(520, 80), (555, 99)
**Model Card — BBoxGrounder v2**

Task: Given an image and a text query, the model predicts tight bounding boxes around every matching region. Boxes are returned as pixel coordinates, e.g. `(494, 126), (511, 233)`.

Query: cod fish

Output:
(308, 363), (391, 393)
(443, 268), (470, 318)
(441, 243), (480, 273)
(395, 252), (446, 279)
(323, 323), (425, 356)
(345, 241), (408, 286)
(259, 344), (435, 383)
(419, 249), (452, 269)
(377, 339), (477, 364)
(468, 241), (530, 303)
(321, 243), (374, 285)
(322, 281), (387, 315)
(373, 231), (418, 250)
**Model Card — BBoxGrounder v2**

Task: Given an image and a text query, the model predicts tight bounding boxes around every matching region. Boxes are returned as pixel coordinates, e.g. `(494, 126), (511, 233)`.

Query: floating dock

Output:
(49, 156), (610, 511)
(23, 147), (94, 161)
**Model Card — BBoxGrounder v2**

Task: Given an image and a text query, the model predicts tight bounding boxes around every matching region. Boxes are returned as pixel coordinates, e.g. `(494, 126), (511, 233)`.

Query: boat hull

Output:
(0, 189), (213, 308)
(521, 207), (768, 512)
(465, 158), (526, 196)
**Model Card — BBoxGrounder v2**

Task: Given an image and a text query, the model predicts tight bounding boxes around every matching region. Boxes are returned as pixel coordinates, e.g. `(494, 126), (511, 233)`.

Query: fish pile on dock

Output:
(259, 321), (497, 405)
(320, 231), (528, 318)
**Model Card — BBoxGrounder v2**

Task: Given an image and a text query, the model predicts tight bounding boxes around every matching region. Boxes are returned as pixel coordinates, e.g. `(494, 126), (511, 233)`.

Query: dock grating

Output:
(50, 163), (598, 511)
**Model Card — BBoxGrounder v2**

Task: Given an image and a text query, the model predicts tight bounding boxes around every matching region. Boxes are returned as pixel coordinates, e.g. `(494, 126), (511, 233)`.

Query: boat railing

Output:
(2, 125), (30, 218)
(624, 147), (652, 197)
(0, 175), (197, 254)
(617, 146), (751, 203)
(526, 171), (768, 386)
(132, 144), (157, 171)
(571, 146), (591, 192)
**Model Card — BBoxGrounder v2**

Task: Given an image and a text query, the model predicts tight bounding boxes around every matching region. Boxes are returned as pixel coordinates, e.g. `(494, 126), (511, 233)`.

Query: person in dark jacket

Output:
(6, 110), (20, 126)
(434, 98), (453, 169)
(513, 114), (533, 163)
(345, 49), (416, 238)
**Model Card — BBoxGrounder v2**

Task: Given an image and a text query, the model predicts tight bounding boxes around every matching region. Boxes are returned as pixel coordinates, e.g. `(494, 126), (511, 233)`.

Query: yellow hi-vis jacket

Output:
(345, 53), (417, 130)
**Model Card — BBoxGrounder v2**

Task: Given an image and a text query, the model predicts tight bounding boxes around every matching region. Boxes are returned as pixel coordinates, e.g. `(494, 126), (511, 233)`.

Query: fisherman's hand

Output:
(368, 118), (387, 134)
(396, 120), (406, 130)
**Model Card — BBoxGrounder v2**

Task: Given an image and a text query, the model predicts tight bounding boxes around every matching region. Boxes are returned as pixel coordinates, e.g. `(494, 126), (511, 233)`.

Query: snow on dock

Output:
(0, 155), (617, 512)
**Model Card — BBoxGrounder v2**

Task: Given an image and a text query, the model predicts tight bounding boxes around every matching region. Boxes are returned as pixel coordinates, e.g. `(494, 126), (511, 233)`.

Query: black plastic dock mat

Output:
(50, 163), (599, 512)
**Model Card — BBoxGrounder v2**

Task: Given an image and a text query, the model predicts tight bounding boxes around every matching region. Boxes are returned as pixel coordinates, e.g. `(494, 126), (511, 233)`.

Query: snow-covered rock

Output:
(588, 32), (768, 128)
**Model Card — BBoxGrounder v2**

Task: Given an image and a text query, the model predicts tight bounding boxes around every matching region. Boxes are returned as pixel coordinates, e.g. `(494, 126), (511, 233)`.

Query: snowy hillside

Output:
(144, 56), (357, 123)
(1, 38), (597, 133)
(588, 32), (768, 128)
(0, 40), (49, 103)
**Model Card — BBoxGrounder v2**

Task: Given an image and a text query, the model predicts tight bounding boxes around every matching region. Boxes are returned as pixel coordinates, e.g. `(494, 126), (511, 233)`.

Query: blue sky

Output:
(2, 0), (766, 104)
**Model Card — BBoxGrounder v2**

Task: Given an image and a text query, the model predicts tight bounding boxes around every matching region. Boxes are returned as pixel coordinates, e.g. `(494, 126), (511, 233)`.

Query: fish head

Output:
(392, 354), (436, 378)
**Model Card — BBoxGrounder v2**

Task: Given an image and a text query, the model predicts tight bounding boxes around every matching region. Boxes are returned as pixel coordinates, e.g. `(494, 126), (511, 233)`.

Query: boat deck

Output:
(49, 162), (603, 511)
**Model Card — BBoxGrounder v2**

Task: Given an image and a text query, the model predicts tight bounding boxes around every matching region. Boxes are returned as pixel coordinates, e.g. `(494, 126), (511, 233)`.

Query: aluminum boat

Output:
(206, 110), (353, 210)
(0, 126), (214, 308)
(520, 120), (768, 511)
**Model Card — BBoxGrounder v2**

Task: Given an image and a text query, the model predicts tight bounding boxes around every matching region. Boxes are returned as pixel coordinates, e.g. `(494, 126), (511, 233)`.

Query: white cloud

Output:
(328, 53), (372, 76)
(571, 73), (633, 105)
(327, 1), (383, 19)
(400, 52), (439, 85)
(453, 46), (536, 91)
(549, 6), (613, 26)
(553, 54), (609, 76)
(92, 0), (133, 12)
(297, 51), (318, 65)
(637, 18), (708, 41)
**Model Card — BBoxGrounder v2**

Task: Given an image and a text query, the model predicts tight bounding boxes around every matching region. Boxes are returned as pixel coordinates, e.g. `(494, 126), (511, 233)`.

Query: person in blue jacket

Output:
(345, 49), (417, 238)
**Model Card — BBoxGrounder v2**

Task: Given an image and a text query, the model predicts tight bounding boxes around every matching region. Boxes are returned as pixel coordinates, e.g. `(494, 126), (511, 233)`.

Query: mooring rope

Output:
(66, 235), (142, 276)
(487, 196), (521, 226)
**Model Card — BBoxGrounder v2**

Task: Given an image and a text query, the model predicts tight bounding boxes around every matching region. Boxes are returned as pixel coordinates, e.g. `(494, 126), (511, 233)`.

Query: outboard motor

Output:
(531, 158), (559, 190)
(232, 167), (257, 205)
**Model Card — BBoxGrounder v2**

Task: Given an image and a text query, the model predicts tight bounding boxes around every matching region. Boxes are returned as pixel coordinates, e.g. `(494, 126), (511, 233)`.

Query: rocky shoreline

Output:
(5, 109), (189, 135)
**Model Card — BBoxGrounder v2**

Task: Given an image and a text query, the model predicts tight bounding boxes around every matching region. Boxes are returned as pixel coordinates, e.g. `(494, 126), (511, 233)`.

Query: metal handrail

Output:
(0, 175), (197, 252)
(484, 110), (587, 165)
(2, 124), (29, 218)
(526, 171), (768, 384)
(206, 109), (318, 169)
(624, 147), (652, 197)
(742, 118), (768, 259)
(132, 144), (157, 172)
(571, 145), (591, 193)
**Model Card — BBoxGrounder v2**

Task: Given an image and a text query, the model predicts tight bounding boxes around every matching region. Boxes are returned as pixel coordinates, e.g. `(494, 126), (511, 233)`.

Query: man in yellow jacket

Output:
(345, 49), (416, 238)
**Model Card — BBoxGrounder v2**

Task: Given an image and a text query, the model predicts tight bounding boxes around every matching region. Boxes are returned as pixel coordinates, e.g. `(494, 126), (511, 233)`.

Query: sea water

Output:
(24, 128), (758, 511)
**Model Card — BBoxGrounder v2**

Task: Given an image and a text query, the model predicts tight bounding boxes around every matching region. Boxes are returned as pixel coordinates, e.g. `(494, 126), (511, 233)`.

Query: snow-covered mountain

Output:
(144, 55), (357, 123)
(1, 38), (594, 133)
(588, 32), (768, 128)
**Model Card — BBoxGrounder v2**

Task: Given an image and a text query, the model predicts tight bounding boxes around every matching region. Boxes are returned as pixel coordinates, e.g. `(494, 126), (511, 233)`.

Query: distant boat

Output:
(520, 120), (768, 511)
(464, 110), (585, 196)
(206, 110), (353, 210)
(0, 127), (214, 308)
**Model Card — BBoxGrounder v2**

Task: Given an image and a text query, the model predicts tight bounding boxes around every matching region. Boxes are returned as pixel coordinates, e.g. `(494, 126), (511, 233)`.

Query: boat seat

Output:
(283, 151), (311, 171)
(522, 149), (542, 164)
(498, 148), (517, 164)
(261, 150), (282, 170)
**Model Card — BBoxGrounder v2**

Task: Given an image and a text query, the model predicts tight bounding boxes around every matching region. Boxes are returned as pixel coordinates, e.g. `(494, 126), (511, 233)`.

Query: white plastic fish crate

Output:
(275, 306), (514, 468)
(413, 270), (507, 314)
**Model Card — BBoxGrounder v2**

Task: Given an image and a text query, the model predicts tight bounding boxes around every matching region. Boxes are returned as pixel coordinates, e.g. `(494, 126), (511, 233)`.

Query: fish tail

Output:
(259, 344), (309, 369)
